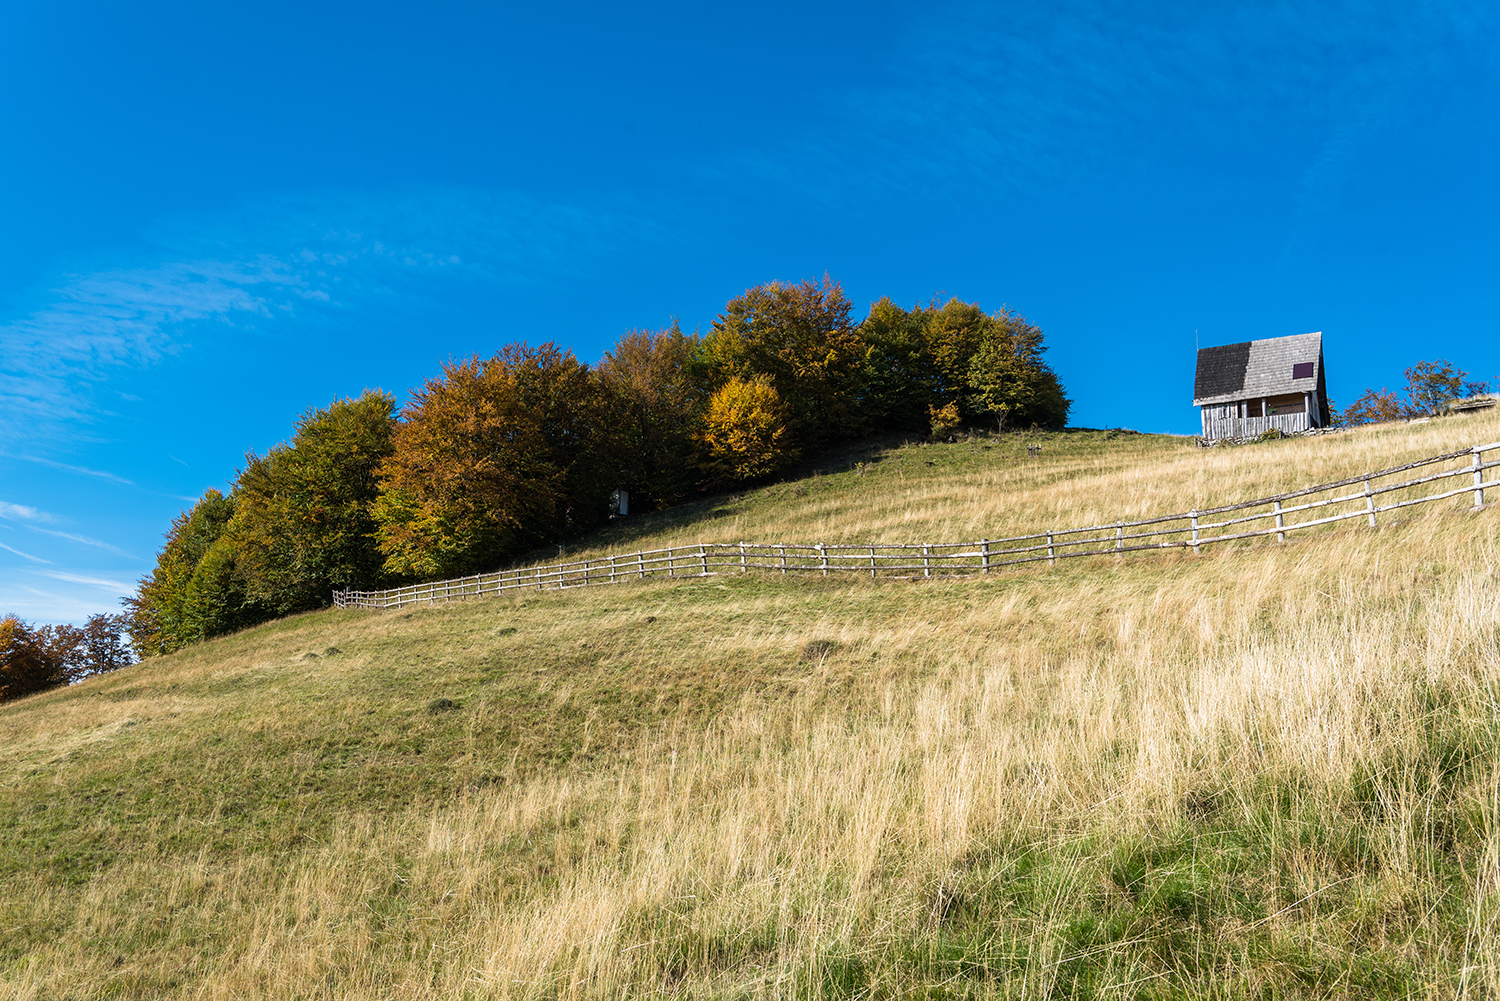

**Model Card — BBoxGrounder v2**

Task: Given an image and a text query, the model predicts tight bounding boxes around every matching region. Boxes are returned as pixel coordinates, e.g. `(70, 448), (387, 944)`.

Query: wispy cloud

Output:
(0, 542), (49, 563)
(13, 456), (135, 485)
(0, 187), (660, 446)
(0, 500), (52, 521)
(39, 570), (133, 593)
(26, 526), (140, 559)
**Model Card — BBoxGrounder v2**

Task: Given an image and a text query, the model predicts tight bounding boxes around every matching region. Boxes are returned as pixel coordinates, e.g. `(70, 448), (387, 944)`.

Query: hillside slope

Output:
(543, 417), (1497, 560)
(3, 413), (1500, 1000)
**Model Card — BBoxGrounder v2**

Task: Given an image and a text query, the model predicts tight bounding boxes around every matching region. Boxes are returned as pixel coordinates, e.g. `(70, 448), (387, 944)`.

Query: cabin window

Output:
(1292, 362), (1314, 379)
(1265, 393), (1305, 415)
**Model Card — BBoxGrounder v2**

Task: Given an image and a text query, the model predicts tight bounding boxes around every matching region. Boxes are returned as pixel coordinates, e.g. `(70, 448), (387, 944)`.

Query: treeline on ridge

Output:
(126, 279), (1070, 656)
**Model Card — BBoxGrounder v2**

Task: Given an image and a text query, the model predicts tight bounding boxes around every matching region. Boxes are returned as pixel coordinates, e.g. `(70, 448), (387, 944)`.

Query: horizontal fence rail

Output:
(334, 442), (1499, 611)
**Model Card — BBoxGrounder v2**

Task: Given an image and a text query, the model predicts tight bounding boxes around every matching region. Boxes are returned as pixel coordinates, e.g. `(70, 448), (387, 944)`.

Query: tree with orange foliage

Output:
(373, 343), (623, 579)
(1342, 359), (1489, 426)
(0, 613), (133, 702)
(1340, 388), (1409, 426)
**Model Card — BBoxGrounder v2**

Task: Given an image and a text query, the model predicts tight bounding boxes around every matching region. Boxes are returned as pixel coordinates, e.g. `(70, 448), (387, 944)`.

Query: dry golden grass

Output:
(3, 411), (1500, 999)
(572, 414), (1499, 555)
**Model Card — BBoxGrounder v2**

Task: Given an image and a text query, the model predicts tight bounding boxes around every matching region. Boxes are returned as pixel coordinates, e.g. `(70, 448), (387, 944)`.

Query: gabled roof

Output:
(1193, 332), (1323, 406)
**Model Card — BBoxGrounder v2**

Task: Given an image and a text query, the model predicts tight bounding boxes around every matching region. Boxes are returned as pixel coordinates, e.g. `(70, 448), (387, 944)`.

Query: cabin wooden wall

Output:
(1200, 405), (1311, 439)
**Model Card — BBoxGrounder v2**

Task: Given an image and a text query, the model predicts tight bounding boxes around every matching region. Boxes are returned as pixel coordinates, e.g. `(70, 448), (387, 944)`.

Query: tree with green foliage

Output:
(701, 277), (867, 445)
(919, 299), (1070, 429)
(233, 391), (397, 614)
(855, 297), (940, 431)
(127, 393), (399, 654)
(373, 343), (624, 579)
(124, 489), (241, 656)
(1404, 359), (1472, 416)
(852, 297), (1070, 432)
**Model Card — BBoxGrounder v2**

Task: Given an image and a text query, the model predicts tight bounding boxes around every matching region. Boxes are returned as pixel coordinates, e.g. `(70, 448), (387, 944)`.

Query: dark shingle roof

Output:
(1194, 341), (1251, 401)
(1193, 332), (1323, 406)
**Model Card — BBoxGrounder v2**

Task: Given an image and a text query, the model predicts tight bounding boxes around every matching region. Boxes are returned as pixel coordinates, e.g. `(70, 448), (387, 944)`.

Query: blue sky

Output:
(3, 0), (1498, 623)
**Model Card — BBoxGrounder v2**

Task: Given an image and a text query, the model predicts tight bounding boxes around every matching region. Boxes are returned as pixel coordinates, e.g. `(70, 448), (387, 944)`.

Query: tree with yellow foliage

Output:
(698, 377), (795, 485)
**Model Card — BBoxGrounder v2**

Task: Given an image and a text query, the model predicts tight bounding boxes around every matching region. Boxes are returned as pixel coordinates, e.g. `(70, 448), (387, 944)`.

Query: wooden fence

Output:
(333, 441), (1499, 611)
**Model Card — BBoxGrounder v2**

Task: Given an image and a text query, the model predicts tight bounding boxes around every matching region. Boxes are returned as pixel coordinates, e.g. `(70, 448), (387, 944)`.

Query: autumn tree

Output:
(0, 611), (133, 701)
(373, 343), (623, 579)
(0, 616), (69, 702)
(1341, 388), (1408, 426)
(698, 377), (796, 484)
(701, 277), (867, 445)
(1343, 359), (1487, 426)
(64, 613), (136, 678)
(927, 401), (962, 440)
(596, 323), (707, 508)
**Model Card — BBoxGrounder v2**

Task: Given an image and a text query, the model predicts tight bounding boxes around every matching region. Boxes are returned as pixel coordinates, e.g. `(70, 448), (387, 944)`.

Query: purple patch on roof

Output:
(1293, 362), (1314, 379)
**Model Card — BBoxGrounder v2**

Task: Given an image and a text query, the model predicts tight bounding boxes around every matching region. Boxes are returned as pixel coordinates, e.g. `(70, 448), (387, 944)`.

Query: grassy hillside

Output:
(556, 418), (1495, 558)
(3, 413), (1500, 1000)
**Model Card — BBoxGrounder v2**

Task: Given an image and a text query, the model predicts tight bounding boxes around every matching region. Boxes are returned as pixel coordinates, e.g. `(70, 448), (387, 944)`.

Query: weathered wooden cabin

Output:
(1193, 331), (1330, 440)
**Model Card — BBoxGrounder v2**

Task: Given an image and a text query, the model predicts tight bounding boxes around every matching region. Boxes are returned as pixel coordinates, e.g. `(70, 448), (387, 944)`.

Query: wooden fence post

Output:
(980, 539), (991, 574)
(818, 543), (828, 576)
(870, 545), (878, 578)
(1115, 522), (1123, 553)
(1365, 479), (1377, 527)
(1190, 512), (1200, 554)
(1046, 531), (1055, 566)
(740, 542), (748, 573)
(700, 546), (708, 575)
(779, 545), (787, 574)
(1274, 499), (1285, 543)
(923, 544), (931, 577)
(1475, 448), (1486, 509)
